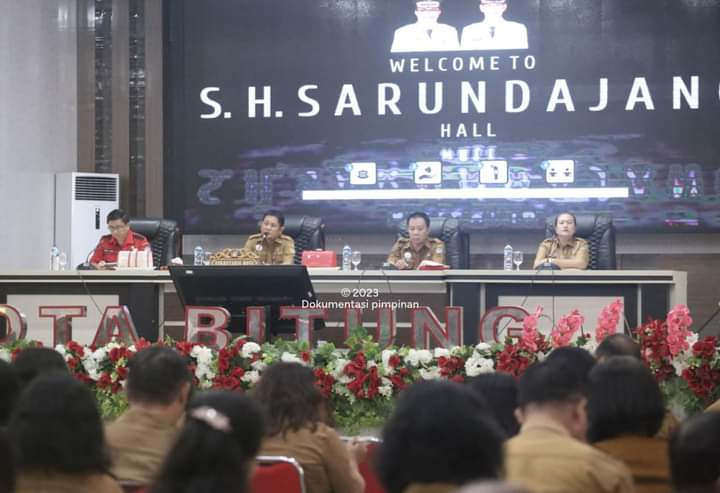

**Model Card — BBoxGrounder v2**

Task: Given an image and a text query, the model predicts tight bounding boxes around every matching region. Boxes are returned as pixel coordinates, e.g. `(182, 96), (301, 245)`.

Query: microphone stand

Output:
(697, 301), (720, 335)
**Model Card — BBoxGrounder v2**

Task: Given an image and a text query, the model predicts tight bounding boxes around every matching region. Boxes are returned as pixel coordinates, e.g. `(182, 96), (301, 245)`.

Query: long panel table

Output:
(0, 269), (686, 345)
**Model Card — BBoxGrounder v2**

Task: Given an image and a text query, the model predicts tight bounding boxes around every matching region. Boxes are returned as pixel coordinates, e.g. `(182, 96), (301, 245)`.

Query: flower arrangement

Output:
(3, 302), (719, 432)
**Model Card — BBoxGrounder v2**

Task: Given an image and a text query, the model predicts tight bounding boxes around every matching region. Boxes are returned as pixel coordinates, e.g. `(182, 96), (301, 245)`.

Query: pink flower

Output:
(519, 306), (543, 352)
(596, 299), (623, 343)
(666, 304), (693, 357)
(551, 309), (584, 348)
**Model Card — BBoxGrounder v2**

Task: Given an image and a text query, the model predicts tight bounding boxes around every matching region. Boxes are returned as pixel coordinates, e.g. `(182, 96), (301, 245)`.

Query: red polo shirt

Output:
(90, 231), (150, 264)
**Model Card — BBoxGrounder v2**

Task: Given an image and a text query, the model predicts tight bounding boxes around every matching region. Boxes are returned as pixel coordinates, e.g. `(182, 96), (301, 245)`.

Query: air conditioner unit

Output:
(55, 172), (120, 268)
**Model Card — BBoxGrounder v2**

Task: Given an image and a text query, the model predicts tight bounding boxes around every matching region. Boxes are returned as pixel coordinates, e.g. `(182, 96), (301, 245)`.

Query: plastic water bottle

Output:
(50, 245), (60, 271)
(193, 246), (204, 266)
(144, 246), (153, 268)
(342, 245), (352, 271)
(503, 244), (513, 271)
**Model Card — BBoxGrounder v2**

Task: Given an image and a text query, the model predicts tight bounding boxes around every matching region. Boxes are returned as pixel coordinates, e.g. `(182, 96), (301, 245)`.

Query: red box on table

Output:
(301, 250), (337, 267)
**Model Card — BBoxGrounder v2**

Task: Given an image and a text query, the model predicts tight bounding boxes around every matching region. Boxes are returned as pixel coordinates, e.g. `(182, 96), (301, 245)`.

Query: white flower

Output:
(241, 342), (262, 358)
(672, 352), (692, 377)
(536, 351), (548, 362)
(241, 370), (261, 385)
(281, 352), (304, 364)
(381, 349), (397, 375)
(191, 346), (213, 366)
(475, 342), (492, 354)
(251, 360), (267, 372)
(686, 332), (699, 347)
(406, 349), (433, 367)
(419, 367), (442, 380)
(332, 358), (352, 383)
(581, 339), (598, 354)
(366, 360), (377, 370)
(433, 347), (451, 358)
(54, 344), (67, 359)
(0, 348), (11, 363)
(379, 378), (393, 398)
(465, 354), (494, 377)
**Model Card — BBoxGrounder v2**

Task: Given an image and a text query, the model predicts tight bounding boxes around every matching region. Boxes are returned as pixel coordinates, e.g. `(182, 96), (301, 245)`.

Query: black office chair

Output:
(279, 216), (325, 265)
(544, 214), (616, 270)
(397, 217), (470, 269)
(128, 217), (181, 267)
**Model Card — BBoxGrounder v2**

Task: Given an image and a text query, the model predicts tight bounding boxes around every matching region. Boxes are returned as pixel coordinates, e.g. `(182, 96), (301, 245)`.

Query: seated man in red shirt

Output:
(90, 209), (150, 269)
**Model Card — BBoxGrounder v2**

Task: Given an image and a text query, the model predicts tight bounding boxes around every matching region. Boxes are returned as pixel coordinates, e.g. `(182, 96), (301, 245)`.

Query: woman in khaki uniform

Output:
(533, 212), (589, 270)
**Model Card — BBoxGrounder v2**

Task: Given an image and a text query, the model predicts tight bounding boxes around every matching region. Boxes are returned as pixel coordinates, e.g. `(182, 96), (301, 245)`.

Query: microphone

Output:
(77, 243), (101, 270)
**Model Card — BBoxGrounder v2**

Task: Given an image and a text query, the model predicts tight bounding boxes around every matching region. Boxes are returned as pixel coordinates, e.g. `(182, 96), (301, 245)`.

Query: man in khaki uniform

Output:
(387, 212), (445, 269)
(243, 209), (295, 265)
(505, 359), (634, 493)
(106, 347), (191, 484)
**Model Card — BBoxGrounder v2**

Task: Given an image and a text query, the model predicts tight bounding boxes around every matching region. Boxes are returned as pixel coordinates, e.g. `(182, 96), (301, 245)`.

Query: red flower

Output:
(301, 351), (311, 363)
(313, 368), (335, 398)
(388, 354), (401, 368)
(692, 337), (717, 359)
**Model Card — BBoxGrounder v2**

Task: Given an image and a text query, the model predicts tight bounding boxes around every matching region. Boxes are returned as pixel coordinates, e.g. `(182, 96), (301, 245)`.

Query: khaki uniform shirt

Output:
(105, 407), (181, 483)
(244, 233), (295, 265)
(403, 483), (458, 493)
(533, 237), (589, 269)
(505, 416), (634, 493)
(706, 398), (720, 413)
(259, 423), (364, 493)
(387, 237), (445, 269)
(594, 436), (671, 493)
(15, 473), (123, 493)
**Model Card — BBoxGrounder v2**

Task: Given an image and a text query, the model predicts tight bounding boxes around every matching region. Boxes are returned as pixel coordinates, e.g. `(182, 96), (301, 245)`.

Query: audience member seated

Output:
(254, 362), (365, 493)
(669, 412), (720, 493)
(544, 346), (596, 384)
(595, 334), (642, 362)
(468, 373), (520, 437)
(0, 359), (20, 427)
(150, 390), (264, 493)
(505, 360), (633, 493)
(594, 334), (678, 439)
(0, 429), (15, 493)
(532, 212), (589, 270)
(376, 380), (503, 493)
(8, 373), (122, 493)
(11, 346), (68, 390)
(587, 356), (670, 493)
(106, 347), (192, 484)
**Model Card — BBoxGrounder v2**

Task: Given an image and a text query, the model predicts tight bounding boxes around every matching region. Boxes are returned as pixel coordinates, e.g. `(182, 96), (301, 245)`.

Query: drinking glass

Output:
(58, 252), (67, 271)
(512, 251), (523, 271)
(202, 251), (212, 266)
(351, 250), (362, 270)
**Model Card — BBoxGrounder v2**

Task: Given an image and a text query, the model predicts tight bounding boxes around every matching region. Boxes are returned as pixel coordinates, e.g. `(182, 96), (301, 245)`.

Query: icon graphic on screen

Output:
(391, 0), (460, 53)
(479, 160), (508, 184)
(544, 160), (575, 184)
(349, 162), (377, 185)
(460, 0), (528, 51)
(414, 161), (442, 184)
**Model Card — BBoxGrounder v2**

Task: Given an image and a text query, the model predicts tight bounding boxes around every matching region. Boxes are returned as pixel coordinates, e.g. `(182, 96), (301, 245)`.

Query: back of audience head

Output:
(11, 347), (67, 390)
(669, 411), (720, 493)
(0, 429), (14, 493)
(376, 380), (503, 493)
(151, 390), (265, 493)
(0, 359), (20, 426)
(586, 356), (665, 443)
(8, 373), (110, 476)
(468, 373), (520, 437)
(517, 359), (589, 441)
(544, 346), (596, 384)
(595, 334), (641, 362)
(253, 362), (325, 436)
(126, 346), (192, 411)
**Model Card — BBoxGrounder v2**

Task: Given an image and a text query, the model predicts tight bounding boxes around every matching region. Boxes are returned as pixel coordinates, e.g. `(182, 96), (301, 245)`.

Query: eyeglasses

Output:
(108, 224), (129, 232)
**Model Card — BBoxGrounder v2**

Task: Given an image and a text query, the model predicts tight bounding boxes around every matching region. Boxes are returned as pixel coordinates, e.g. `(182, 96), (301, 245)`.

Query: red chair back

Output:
(357, 440), (387, 493)
(251, 456), (306, 493)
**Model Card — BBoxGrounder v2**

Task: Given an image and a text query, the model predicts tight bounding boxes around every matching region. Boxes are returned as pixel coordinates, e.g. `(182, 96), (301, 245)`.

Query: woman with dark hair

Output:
(587, 356), (670, 493)
(468, 373), (520, 437)
(8, 373), (122, 493)
(377, 380), (504, 493)
(533, 212), (589, 270)
(150, 390), (264, 493)
(254, 362), (365, 493)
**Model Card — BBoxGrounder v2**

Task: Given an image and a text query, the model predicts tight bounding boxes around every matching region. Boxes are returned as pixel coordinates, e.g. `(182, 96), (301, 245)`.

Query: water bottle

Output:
(342, 245), (352, 271)
(193, 246), (204, 266)
(50, 245), (60, 271)
(503, 244), (513, 271)
(144, 246), (153, 268)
